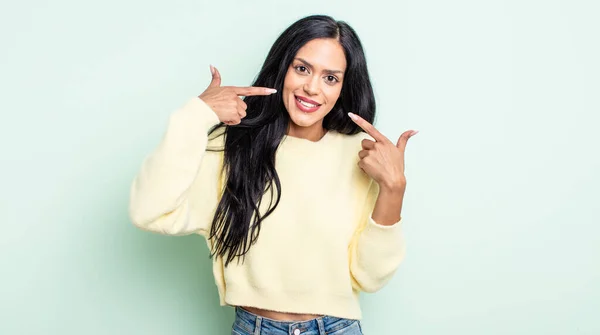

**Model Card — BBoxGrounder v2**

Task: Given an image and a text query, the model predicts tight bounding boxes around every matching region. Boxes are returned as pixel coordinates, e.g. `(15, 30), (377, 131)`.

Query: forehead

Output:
(295, 38), (347, 72)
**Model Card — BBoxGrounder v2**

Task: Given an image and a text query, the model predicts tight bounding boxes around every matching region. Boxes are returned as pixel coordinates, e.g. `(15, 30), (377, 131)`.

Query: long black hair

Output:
(207, 14), (376, 266)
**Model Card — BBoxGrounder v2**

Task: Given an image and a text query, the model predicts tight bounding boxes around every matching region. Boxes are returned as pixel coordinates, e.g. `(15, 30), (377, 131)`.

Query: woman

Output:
(129, 14), (417, 335)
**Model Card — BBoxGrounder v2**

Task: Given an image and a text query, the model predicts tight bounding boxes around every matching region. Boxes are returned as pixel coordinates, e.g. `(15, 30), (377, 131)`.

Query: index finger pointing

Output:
(348, 112), (387, 142)
(232, 86), (277, 96)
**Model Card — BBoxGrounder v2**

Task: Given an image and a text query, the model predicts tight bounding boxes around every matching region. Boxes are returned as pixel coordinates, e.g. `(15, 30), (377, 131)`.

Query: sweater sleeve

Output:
(349, 179), (406, 293)
(128, 97), (223, 236)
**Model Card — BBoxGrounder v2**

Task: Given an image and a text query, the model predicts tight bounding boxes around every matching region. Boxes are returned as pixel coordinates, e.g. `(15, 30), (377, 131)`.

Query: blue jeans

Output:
(232, 307), (364, 335)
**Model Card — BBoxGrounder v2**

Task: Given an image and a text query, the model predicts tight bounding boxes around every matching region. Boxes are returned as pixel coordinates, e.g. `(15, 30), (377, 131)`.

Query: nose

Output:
(303, 75), (320, 96)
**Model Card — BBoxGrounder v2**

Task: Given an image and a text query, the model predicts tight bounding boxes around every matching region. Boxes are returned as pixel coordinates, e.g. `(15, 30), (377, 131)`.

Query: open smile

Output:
(294, 95), (322, 113)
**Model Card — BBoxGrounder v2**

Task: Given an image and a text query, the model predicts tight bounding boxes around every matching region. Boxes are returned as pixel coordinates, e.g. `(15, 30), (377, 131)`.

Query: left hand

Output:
(348, 112), (418, 194)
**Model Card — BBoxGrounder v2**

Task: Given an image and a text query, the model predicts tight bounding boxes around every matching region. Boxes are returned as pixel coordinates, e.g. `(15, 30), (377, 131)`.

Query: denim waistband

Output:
(233, 307), (361, 335)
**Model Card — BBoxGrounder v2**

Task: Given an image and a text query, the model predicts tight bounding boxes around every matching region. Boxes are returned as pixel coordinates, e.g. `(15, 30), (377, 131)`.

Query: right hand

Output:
(198, 65), (277, 125)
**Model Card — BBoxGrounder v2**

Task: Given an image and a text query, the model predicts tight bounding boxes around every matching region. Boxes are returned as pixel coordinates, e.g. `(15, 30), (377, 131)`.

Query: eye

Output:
(325, 75), (339, 84)
(294, 65), (308, 73)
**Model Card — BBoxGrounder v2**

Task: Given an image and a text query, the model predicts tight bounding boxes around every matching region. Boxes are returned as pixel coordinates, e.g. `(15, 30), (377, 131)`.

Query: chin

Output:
(288, 116), (315, 129)
(289, 110), (326, 128)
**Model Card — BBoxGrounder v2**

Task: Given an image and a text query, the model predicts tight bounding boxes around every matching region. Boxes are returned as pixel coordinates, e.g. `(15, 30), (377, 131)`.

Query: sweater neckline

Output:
(282, 129), (334, 145)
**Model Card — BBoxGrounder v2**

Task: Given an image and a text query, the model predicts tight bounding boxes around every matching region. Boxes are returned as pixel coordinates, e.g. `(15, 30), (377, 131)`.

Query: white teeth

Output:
(297, 98), (317, 108)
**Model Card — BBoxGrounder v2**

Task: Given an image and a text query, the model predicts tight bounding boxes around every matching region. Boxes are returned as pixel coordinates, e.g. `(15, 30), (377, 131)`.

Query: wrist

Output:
(379, 180), (406, 196)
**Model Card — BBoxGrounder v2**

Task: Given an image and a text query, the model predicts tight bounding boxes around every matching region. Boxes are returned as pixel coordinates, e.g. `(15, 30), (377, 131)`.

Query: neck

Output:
(286, 123), (327, 142)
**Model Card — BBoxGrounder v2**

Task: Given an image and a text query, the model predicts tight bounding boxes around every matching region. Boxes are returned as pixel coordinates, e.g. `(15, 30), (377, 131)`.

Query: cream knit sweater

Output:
(128, 97), (405, 320)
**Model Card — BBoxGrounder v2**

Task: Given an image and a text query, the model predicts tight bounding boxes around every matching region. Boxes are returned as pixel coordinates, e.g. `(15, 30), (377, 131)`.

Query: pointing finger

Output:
(348, 112), (387, 143)
(232, 86), (277, 96)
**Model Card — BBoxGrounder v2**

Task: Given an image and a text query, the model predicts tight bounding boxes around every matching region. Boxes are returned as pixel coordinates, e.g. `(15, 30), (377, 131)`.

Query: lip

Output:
(295, 95), (321, 105)
(294, 95), (322, 113)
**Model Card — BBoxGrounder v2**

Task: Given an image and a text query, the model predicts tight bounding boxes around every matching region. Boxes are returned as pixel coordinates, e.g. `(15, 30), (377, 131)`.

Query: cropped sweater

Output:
(128, 97), (406, 320)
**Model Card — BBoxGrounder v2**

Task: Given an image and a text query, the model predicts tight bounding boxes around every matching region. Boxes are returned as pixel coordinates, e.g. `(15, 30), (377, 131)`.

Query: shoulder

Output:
(353, 130), (375, 143)
(331, 130), (374, 153)
(330, 130), (375, 185)
(206, 125), (227, 150)
(340, 130), (375, 142)
(201, 126), (226, 173)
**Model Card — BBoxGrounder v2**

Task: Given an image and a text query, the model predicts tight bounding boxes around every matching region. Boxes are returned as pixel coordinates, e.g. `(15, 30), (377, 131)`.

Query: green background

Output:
(1, 0), (598, 334)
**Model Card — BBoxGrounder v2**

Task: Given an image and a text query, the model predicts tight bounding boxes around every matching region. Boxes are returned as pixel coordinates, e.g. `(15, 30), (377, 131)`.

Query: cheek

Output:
(324, 86), (343, 107)
(283, 73), (302, 92)
(283, 66), (302, 84)
(282, 71), (295, 105)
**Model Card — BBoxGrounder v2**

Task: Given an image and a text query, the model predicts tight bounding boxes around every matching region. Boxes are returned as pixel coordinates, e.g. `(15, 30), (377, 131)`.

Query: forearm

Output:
(371, 184), (405, 226)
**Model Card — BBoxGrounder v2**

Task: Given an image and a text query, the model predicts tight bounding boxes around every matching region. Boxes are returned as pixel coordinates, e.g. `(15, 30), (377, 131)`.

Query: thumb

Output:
(396, 130), (418, 151)
(208, 65), (221, 88)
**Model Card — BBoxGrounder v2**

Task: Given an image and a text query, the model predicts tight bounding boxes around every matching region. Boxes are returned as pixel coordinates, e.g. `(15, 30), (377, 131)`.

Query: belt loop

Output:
(317, 317), (326, 335)
(254, 315), (262, 335)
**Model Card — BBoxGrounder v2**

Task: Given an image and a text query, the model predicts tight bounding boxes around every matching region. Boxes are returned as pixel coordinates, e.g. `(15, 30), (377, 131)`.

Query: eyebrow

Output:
(294, 57), (344, 74)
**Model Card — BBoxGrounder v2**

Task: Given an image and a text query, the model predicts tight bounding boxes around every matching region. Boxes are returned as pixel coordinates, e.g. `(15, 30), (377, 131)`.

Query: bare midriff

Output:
(240, 306), (322, 321)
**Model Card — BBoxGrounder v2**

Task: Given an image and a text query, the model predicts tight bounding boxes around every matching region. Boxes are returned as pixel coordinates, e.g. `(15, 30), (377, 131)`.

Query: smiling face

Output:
(282, 38), (347, 139)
